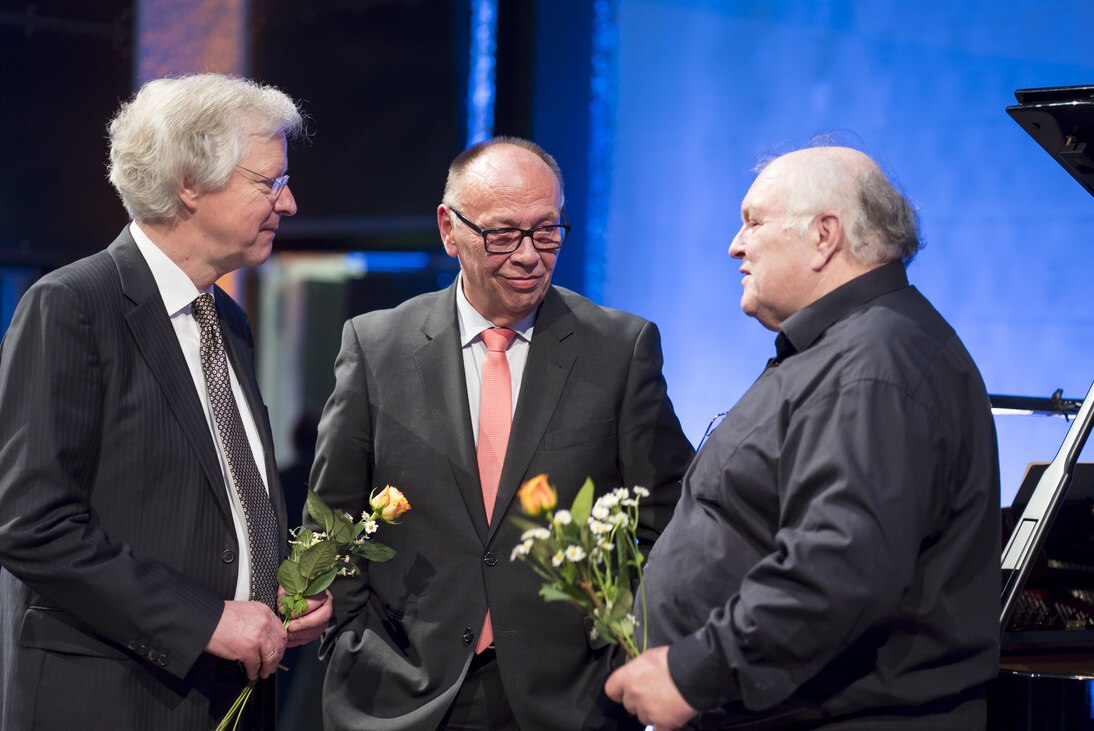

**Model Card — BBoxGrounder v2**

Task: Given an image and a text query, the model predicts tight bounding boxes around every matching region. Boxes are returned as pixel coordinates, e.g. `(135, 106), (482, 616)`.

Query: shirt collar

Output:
(780, 260), (909, 355)
(129, 221), (211, 316)
(453, 271), (537, 347)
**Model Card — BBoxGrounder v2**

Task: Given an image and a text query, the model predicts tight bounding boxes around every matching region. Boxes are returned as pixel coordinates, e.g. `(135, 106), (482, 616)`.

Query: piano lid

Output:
(1007, 85), (1094, 197)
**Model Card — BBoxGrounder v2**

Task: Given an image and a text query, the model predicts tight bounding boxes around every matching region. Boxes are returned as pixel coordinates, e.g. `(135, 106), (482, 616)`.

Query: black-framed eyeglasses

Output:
(449, 207), (570, 254)
(236, 164), (290, 200)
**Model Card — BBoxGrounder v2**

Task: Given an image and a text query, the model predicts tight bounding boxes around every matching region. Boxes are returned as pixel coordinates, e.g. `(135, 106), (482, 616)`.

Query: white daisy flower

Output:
(589, 519), (613, 535)
(598, 494), (619, 509)
(511, 540), (533, 561)
(565, 545), (586, 562)
(521, 527), (551, 541)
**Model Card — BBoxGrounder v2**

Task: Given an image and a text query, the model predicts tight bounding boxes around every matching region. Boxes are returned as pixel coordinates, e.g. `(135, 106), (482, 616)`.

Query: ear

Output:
(809, 211), (843, 272)
(177, 178), (201, 214)
(438, 204), (458, 258)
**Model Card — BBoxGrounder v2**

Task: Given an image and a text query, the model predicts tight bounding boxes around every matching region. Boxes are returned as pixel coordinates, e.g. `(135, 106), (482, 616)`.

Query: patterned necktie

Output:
(192, 294), (279, 609)
(476, 326), (516, 652)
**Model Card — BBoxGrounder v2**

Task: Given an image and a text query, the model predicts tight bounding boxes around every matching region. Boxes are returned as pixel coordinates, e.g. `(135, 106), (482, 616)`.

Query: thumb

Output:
(604, 666), (625, 702)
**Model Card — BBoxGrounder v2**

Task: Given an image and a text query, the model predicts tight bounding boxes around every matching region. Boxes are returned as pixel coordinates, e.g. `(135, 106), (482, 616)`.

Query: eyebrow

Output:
(485, 212), (561, 229)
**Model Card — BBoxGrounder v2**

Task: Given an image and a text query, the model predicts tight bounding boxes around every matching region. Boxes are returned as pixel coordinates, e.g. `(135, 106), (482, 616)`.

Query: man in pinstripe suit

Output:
(0, 74), (330, 730)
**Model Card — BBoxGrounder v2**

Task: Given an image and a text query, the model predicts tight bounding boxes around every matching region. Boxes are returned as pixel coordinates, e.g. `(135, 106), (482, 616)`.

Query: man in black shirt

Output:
(606, 146), (1000, 729)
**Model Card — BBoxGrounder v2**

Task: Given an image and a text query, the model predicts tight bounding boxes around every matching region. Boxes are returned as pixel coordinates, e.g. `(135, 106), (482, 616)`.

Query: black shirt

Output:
(644, 262), (1000, 726)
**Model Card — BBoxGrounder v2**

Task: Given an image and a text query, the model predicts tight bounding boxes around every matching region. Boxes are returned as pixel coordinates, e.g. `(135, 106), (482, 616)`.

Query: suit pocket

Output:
(19, 606), (128, 659)
(544, 418), (616, 451)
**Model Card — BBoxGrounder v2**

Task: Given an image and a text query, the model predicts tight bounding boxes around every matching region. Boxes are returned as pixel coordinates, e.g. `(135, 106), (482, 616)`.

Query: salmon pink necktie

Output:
(476, 326), (516, 653)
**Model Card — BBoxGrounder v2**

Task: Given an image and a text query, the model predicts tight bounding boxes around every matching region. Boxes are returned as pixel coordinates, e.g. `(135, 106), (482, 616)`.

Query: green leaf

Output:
(298, 541), (339, 581)
(608, 586), (634, 622)
(307, 489), (337, 533)
(277, 593), (298, 619)
(539, 584), (575, 603)
(277, 560), (307, 595)
(539, 583), (587, 604)
(355, 541), (396, 562)
(304, 567), (339, 597)
(330, 512), (356, 544)
(510, 515), (547, 533)
(593, 618), (617, 646)
(570, 477), (595, 525)
(277, 594), (310, 621)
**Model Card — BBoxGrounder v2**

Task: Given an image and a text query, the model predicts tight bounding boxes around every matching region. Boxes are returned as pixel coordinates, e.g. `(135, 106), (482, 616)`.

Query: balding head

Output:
(442, 136), (565, 211)
(758, 146), (921, 266)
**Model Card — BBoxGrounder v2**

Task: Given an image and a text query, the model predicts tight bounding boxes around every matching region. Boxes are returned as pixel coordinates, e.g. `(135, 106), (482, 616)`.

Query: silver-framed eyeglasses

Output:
(236, 164), (290, 200)
(449, 207), (570, 254)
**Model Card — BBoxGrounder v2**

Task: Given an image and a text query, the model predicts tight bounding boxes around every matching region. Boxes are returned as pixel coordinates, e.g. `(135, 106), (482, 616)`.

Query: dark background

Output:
(0, 0), (594, 291)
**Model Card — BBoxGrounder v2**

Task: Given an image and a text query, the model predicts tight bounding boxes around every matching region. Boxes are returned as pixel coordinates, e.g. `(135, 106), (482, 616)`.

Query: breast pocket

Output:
(543, 418), (616, 451)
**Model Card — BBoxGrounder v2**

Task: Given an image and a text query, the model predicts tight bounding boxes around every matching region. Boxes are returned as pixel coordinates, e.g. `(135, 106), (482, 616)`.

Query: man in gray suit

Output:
(0, 73), (330, 731)
(311, 137), (695, 730)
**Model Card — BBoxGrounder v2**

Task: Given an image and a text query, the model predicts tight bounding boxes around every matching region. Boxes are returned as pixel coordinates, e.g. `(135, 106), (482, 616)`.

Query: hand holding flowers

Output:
(511, 474), (649, 659)
(216, 486), (411, 731)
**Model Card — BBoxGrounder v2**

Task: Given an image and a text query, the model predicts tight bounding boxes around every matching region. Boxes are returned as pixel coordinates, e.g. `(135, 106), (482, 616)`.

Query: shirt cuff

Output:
(667, 628), (742, 712)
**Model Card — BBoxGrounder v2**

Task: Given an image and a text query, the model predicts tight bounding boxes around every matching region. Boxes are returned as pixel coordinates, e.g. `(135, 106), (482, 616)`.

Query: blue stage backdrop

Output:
(596, 0), (1094, 504)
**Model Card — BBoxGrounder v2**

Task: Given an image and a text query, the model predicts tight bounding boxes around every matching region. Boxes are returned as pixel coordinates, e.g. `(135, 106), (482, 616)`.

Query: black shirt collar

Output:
(779, 260), (909, 356)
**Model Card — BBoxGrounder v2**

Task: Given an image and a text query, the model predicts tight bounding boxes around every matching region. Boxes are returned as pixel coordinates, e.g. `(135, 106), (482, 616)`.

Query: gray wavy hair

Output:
(766, 146), (922, 265)
(108, 73), (304, 223)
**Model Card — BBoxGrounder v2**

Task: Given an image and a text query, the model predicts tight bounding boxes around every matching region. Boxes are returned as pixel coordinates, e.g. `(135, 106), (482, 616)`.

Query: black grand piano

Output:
(988, 86), (1094, 726)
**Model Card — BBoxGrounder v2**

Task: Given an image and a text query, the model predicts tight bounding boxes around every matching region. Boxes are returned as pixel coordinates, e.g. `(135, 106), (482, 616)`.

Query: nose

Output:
(508, 233), (542, 264)
(274, 183), (298, 216)
(728, 227), (745, 259)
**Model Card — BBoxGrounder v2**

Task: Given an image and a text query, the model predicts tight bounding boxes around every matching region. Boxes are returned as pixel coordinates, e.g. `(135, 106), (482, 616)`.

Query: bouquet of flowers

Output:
(510, 474), (649, 659)
(216, 486), (411, 731)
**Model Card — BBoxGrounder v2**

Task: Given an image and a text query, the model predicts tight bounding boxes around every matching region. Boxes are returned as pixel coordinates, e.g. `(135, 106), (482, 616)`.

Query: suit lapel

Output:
(109, 232), (234, 525)
(488, 288), (576, 542)
(413, 286), (490, 542)
(217, 287), (288, 542)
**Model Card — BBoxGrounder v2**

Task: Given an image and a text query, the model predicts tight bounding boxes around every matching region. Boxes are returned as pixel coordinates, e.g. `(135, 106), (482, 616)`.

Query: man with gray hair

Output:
(0, 73), (329, 731)
(607, 146), (1000, 729)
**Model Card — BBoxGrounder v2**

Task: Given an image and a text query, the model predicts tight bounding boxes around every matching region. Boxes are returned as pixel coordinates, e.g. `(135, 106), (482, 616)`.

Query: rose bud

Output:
(371, 485), (411, 522)
(518, 474), (557, 516)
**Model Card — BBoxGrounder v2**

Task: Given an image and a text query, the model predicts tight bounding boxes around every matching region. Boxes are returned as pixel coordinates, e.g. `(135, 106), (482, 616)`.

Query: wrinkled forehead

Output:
(742, 162), (792, 213)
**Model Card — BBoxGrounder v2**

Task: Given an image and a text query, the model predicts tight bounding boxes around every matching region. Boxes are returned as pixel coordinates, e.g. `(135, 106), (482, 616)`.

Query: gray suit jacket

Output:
(0, 229), (287, 731)
(311, 282), (695, 730)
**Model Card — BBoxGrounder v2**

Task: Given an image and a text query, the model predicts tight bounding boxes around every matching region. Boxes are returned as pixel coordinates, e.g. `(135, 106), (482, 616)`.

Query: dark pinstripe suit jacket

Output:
(0, 229), (287, 730)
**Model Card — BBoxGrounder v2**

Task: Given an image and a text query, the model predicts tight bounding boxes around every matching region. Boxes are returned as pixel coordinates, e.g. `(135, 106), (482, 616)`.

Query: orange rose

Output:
(518, 474), (557, 516)
(371, 485), (411, 522)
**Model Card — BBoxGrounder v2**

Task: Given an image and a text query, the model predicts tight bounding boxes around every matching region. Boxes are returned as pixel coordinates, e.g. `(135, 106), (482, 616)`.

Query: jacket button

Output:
(220, 550), (236, 563)
(158, 656), (169, 667)
(482, 551), (497, 567)
(462, 628), (474, 645)
(128, 640), (139, 651)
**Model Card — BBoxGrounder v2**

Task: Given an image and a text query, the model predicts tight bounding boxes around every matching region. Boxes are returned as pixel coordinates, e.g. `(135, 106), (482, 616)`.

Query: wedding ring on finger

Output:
(264, 648), (278, 660)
